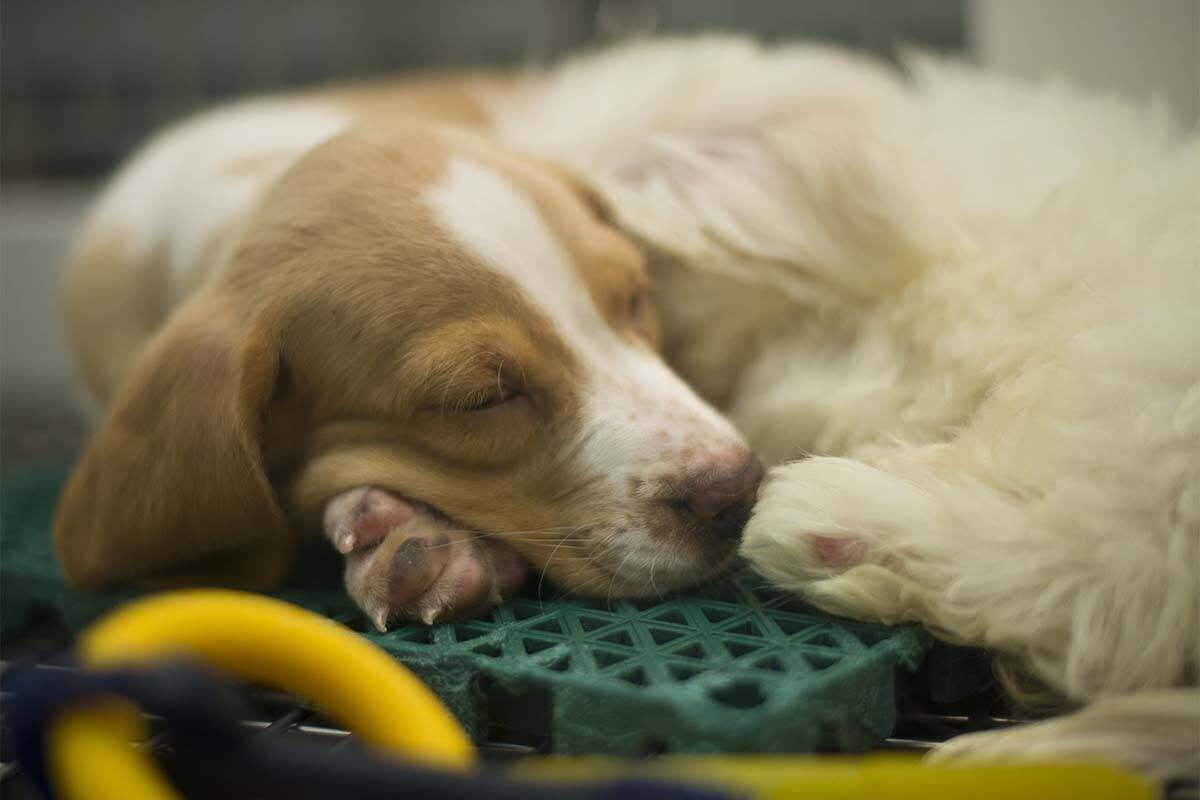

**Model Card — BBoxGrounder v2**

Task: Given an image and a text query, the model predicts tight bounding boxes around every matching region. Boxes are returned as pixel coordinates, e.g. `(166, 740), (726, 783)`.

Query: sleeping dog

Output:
(56, 37), (1197, 776)
(55, 81), (763, 628)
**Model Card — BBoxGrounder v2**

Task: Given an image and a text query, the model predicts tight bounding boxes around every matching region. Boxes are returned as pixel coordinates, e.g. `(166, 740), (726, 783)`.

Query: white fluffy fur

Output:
(499, 37), (1199, 777)
(81, 100), (350, 301)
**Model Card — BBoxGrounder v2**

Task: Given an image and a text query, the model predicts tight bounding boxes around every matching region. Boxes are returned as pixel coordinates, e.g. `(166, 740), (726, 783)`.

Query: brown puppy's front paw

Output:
(323, 487), (527, 631)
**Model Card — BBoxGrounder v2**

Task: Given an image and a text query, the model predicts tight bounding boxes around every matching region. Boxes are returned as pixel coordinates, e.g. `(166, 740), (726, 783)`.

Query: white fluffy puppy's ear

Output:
(499, 38), (957, 303)
(587, 119), (944, 302)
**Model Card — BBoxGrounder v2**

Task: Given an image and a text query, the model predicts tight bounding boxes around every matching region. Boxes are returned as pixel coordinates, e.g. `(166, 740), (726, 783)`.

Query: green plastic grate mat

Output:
(2, 465), (991, 755)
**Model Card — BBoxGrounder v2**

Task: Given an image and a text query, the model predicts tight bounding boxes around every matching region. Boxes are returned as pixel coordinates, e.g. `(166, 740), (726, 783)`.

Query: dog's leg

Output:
(928, 689), (1200, 782)
(741, 450), (1197, 701)
(323, 487), (527, 631)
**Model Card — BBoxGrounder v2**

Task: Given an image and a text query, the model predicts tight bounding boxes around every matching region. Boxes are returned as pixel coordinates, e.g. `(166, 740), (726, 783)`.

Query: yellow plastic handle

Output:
(48, 590), (475, 800)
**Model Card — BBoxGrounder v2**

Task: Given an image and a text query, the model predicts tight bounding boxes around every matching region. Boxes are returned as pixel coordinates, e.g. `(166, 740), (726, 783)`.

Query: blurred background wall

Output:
(1, 0), (964, 179)
(0, 0), (1195, 466)
(970, 0), (1198, 128)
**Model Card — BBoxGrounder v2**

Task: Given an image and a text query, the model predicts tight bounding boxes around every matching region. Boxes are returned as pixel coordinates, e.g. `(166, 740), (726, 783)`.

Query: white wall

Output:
(969, 0), (1199, 127)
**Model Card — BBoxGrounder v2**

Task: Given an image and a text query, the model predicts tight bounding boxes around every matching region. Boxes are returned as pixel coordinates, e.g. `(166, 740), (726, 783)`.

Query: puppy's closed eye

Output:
(458, 384), (529, 413)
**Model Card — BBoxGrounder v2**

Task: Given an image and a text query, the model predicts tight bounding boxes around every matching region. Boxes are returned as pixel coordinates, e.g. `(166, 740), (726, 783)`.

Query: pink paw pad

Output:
(813, 535), (869, 570)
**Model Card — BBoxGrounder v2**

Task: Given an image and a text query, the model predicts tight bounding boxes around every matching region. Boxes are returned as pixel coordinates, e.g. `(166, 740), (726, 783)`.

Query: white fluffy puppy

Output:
(498, 37), (1199, 778)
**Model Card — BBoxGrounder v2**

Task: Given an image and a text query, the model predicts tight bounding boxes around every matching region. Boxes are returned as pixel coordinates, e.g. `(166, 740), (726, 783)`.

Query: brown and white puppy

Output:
(56, 79), (761, 630)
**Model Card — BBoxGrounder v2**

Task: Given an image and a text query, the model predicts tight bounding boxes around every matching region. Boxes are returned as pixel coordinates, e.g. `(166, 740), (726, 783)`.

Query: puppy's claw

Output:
(413, 590), (451, 626)
(323, 487), (416, 555)
(326, 486), (529, 628)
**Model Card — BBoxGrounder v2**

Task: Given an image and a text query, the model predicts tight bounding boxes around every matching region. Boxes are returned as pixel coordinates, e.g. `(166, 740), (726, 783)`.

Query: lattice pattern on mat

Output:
(344, 572), (929, 754)
(376, 591), (888, 698)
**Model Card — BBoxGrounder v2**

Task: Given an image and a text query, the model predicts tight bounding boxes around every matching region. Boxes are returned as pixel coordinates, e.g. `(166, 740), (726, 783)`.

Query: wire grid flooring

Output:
(299, 569), (937, 755)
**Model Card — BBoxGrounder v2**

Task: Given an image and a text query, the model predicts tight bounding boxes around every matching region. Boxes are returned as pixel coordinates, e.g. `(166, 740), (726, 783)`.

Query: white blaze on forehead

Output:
(424, 156), (743, 468)
(424, 157), (607, 347)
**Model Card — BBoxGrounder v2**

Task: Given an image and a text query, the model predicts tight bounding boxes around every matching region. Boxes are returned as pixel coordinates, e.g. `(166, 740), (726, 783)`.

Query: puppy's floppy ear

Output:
(54, 292), (291, 590)
(580, 115), (954, 303)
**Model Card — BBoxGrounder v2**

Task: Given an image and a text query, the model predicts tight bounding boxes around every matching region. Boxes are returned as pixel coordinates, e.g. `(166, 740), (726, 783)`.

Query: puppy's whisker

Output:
(418, 524), (585, 538)
(536, 523), (595, 609)
(605, 548), (638, 612)
(420, 527), (592, 551)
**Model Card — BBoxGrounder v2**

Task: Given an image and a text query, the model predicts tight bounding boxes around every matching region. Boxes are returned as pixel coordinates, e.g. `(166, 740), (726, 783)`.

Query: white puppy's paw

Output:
(740, 457), (942, 624)
(323, 487), (527, 631)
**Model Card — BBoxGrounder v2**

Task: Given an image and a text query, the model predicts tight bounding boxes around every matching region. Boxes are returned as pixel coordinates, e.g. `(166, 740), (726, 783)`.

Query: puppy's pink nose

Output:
(675, 452), (764, 540)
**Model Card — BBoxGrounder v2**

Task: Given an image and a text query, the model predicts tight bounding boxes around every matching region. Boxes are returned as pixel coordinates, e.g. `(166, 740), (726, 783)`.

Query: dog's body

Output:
(58, 37), (1197, 775)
